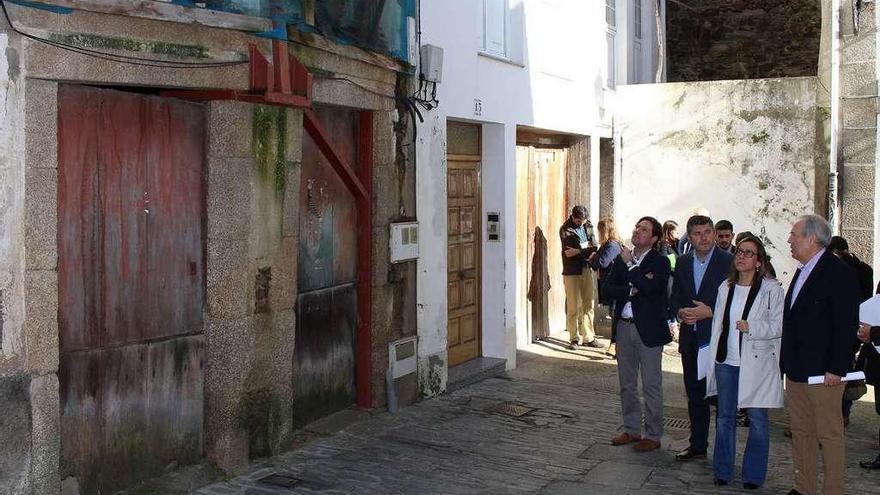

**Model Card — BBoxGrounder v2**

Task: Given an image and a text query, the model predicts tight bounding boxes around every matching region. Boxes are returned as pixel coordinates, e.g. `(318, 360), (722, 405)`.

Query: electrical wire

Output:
(318, 75), (397, 100)
(0, 0), (248, 68)
(315, 74), (422, 145)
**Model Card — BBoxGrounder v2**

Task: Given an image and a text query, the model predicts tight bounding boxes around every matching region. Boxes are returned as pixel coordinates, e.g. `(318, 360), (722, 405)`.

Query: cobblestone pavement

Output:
(196, 334), (879, 494)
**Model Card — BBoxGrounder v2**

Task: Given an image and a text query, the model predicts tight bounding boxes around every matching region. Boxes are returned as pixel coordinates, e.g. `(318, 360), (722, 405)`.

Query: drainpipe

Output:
(829, 0), (842, 234)
(874, 3), (880, 286)
(654, 0), (664, 83)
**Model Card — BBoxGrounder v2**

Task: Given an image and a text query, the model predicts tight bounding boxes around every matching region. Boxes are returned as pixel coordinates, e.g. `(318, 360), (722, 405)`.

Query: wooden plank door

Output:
(294, 105), (359, 427)
(516, 146), (568, 338)
(57, 85), (205, 494)
(447, 153), (482, 367)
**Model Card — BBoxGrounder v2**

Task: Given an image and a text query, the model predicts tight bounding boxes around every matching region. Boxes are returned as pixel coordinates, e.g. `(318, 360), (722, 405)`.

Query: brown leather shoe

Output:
(632, 439), (661, 452)
(674, 447), (707, 461)
(610, 432), (641, 446)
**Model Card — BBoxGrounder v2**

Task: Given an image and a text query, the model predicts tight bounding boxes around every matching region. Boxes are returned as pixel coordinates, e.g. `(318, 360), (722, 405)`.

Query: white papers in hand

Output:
(807, 371), (866, 385)
(697, 344), (710, 380)
(859, 295), (880, 352)
(860, 295), (880, 326)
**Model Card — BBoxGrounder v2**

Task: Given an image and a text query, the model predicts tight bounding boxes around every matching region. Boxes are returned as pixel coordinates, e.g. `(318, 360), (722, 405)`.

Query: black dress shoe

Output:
(787, 490), (804, 495)
(713, 478), (728, 486)
(859, 455), (880, 469)
(743, 482), (759, 490)
(674, 447), (707, 461)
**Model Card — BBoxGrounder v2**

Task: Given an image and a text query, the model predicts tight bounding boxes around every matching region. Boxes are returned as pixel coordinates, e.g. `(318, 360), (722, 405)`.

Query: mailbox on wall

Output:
(390, 222), (419, 262)
(487, 212), (501, 242)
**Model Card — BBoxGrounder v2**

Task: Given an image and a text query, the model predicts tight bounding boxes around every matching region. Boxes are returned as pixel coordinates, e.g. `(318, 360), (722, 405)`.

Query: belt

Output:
(619, 317), (635, 324)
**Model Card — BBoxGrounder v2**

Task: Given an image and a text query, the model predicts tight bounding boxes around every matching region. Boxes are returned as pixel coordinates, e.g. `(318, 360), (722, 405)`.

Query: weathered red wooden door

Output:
(294, 105), (359, 427)
(57, 85), (205, 494)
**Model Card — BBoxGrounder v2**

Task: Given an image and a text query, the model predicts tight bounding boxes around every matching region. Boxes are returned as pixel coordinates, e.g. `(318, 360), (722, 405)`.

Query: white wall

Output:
(416, 0), (664, 389)
(615, 78), (819, 285)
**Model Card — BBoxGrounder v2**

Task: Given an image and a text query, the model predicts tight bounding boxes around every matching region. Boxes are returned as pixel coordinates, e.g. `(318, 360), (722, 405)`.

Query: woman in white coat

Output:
(705, 236), (784, 490)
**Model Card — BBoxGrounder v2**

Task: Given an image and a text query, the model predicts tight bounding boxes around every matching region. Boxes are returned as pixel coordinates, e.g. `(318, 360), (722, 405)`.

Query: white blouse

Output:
(722, 284), (751, 367)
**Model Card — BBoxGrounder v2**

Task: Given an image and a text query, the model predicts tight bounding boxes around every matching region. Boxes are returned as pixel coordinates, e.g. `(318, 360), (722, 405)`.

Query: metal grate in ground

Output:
(663, 417), (690, 429)
(257, 473), (302, 489)
(487, 401), (535, 417)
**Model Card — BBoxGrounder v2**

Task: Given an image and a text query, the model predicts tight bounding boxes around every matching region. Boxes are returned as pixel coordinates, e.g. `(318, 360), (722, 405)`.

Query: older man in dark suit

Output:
(670, 215), (734, 462)
(782, 215), (859, 495)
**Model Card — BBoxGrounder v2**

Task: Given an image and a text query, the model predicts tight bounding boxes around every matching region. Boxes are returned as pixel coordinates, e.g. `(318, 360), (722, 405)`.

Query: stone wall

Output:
(1, 2), (413, 492)
(0, 36), (26, 489)
(615, 77), (821, 284)
(203, 102), (301, 473)
(666, 0), (821, 82)
(1, 19), (60, 494)
(840, 2), (877, 265)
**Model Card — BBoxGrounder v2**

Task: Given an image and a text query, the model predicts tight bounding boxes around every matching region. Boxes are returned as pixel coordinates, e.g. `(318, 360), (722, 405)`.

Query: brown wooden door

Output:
(516, 146), (568, 338)
(447, 154), (481, 367)
(57, 85), (205, 494)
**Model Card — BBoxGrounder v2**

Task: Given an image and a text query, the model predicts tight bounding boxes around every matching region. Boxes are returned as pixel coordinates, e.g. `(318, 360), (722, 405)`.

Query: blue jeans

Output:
(713, 364), (770, 486)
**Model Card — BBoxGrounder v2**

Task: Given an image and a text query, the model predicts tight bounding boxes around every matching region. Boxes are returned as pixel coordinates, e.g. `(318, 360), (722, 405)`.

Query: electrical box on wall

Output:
(419, 44), (444, 83)
(487, 212), (501, 242)
(390, 222), (419, 262)
(388, 336), (418, 379)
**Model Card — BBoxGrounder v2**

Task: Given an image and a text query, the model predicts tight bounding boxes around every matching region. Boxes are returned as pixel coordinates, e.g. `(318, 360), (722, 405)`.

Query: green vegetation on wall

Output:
(252, 106), (289, 195)
(48, 33), (209, 59)
(237, 388), (287, 459)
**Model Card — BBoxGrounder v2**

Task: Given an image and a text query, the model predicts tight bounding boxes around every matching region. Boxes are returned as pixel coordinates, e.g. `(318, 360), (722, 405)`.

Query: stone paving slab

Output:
(196, 340), (880, 495)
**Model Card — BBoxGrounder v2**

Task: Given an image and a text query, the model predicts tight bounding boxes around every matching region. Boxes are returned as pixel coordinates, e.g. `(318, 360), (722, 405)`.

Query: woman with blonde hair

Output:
(591, 218), (623, 355)
(704, 236), (784, 490)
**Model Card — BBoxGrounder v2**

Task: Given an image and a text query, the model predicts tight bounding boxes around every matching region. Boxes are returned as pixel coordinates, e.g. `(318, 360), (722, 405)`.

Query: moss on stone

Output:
(48, 33), (209, 59)
(237, 388), (287, 459)
(750, 130), (770, 144)
(420, 355), (443, 397)
(252, 106), (288, 195)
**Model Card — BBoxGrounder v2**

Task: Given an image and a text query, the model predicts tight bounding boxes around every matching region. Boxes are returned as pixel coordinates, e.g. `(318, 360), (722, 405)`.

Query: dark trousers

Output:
(681, 349), (710, 451)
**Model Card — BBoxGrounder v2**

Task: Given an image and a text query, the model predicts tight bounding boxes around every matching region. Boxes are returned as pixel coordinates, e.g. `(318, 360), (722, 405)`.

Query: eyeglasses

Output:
(735, 248), (757, 259)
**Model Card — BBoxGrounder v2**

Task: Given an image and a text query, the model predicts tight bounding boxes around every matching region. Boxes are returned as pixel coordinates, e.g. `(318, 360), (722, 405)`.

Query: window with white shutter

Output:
(606, 0), (617, 88)
(482, 0), (508, 58)
(633, 0), (642, 39)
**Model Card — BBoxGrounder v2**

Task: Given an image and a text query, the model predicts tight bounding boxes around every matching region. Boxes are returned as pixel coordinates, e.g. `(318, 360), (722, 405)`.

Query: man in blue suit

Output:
(670, 215), (734, 461)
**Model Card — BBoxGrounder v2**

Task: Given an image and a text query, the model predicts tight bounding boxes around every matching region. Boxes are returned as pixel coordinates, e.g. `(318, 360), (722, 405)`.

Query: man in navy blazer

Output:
(604, 216), (672, 452)
(782, 215), (859, 495)
(670, 215), (734, 461)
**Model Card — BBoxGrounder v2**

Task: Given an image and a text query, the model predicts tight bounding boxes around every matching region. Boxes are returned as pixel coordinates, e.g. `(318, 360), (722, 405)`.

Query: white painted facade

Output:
(415, 0), (666, 393)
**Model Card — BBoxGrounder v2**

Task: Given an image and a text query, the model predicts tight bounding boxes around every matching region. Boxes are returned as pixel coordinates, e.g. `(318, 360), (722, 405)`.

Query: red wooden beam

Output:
(249, 44), (269, 93)
(272, 40), (291, 94)
(162, 42), (312, 110)
(302, 109), (369, 201)
(355, 111), (374, 408)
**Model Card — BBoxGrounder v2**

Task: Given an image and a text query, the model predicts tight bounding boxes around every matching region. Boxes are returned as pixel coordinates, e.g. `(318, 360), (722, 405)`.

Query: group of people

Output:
(557, 207), (880, 494)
